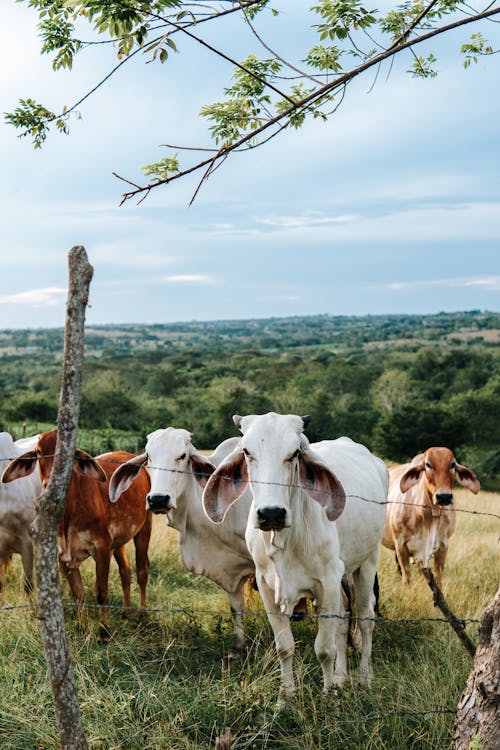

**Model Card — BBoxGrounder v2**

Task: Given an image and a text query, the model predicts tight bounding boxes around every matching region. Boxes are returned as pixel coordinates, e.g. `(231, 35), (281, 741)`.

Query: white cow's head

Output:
(109, 427), (215, 514)
(203, 412), (346, 530)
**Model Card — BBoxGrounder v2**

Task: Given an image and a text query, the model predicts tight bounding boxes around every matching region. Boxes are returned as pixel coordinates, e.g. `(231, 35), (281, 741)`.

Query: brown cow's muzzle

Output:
(435, 492), (453, 506)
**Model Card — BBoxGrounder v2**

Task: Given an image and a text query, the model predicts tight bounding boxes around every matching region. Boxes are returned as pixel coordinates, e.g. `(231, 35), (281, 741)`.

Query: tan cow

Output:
(382, 447), (480, 586)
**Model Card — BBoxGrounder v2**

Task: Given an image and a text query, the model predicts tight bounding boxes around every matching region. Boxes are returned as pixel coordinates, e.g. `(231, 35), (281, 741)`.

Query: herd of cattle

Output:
(0, 413), (480, 701)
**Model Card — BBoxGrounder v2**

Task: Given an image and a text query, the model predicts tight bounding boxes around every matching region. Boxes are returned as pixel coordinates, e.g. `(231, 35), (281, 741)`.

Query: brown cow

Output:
(382, 447), (480, 586)
(1, 430), (152, 641)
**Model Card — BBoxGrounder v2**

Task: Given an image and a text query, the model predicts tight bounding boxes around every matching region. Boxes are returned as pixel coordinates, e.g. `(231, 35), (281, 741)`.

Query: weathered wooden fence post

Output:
(31, 246), (93, 750)
(453, 586), (500, 750)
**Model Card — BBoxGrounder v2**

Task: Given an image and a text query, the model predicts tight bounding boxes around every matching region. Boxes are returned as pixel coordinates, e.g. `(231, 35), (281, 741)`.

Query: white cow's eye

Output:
(177, 453), (186, 461)
(286, 449), (300, 463)
(242, 448), (253, 461)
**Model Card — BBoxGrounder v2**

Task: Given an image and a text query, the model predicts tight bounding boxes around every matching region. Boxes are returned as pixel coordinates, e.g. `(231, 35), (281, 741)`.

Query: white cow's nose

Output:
(257, 506), (287, 529)
(147, 493), (172, 513)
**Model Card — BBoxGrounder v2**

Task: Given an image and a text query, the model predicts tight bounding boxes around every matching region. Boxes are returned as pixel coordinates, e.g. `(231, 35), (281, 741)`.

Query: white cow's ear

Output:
(1, 451), (38, 483)
(109, 453), (148, 502)
(233, 415), (243, 430)
(455, 463), (480, 494)
(74, 448), (107, 483)
(400, 463), (425, 493)
(203, 450), (248, 524)
(298, 449), (346, 521)
(190, 449), (215, 488)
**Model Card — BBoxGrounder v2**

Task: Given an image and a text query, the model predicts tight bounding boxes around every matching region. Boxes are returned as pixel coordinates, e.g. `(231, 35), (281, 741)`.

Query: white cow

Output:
(0, 433), (42, 593)
(108, 428), (254, 655)
(203, 413), (388, 702)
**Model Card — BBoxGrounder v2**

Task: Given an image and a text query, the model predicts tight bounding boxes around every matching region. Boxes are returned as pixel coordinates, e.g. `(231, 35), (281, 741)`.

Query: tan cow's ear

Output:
(400, 463), (425, 493)
(109, 453), (148, 502)
(1, 451), (38, 483)
(74, 448), (107, 483)
(298, 449), (346, 521)
(456, 464), (480, 494)
(203, 450), (248, 524)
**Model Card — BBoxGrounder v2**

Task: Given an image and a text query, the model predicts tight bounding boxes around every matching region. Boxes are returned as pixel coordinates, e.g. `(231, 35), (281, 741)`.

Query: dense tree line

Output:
(1, 320), (499, 487)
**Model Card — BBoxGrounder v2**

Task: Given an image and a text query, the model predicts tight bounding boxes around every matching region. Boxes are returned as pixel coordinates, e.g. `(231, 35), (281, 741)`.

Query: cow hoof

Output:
(357, 668), (372, 687)
(332, 673), (348, 688)
(98, 627), (111, 645)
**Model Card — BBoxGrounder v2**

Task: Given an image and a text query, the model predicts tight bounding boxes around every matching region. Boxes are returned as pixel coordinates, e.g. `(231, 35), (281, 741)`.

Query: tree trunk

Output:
(453, 586), (500, 750)
(31, 246), (93, 750)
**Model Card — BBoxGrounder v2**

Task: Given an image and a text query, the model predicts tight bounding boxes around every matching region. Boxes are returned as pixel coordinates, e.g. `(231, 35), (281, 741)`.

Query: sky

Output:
(0, 1), (499, 329)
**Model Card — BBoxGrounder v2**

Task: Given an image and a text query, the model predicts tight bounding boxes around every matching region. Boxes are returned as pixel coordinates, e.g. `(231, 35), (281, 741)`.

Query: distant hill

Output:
(0, 310), (498, 359)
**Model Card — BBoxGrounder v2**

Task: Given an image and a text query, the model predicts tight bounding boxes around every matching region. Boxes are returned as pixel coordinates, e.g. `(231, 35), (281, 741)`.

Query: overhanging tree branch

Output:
(113, 5), (500, 204)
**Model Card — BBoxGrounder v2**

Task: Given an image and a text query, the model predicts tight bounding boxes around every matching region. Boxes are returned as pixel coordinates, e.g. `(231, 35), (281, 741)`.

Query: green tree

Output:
(6, 1), (498, 203)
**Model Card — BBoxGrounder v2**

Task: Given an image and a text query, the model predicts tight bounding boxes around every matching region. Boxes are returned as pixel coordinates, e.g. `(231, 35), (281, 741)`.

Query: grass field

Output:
(0, 489), (498, 749)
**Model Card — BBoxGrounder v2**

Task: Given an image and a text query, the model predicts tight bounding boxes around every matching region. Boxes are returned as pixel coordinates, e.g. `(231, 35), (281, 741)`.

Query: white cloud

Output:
(257, 213), (358, 229)
(373, 276), (500, 292)
(0, 287), (67, 307)
(162, 274), (216, 285)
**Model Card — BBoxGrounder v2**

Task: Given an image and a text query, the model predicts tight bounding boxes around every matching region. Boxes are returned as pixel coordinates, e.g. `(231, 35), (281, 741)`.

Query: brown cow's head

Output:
(399, 447), (480, 505)
(1, 429), (106, 486)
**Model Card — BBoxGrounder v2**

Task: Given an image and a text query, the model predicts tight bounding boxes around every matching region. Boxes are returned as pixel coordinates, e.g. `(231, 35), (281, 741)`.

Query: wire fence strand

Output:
(0, 599), (482, 624)
(2, 452), (499, 519)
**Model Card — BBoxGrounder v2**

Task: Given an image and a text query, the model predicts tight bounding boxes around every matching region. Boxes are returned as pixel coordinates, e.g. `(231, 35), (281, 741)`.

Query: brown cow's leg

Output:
(93, 547), (112, 642)
(113, 546), (132, 615)
(133, 514), (152, 610)
(59, 560), (88, 630)
(433, 543), (448, 589)
(394, 541), (412, 585)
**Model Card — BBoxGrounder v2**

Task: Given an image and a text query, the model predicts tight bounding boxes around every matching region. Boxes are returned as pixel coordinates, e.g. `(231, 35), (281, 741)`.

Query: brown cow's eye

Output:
(450, 461), (456, 469)
(425, 462), (432, 470)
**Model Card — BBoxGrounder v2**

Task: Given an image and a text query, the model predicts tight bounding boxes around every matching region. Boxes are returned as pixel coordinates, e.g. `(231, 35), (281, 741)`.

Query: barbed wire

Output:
(0, 599), (482, 624)
(2, 451), (499, 519)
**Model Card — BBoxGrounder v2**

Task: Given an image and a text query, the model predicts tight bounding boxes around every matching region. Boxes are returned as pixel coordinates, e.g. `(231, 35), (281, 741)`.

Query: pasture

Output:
(0, 487), (498, 750)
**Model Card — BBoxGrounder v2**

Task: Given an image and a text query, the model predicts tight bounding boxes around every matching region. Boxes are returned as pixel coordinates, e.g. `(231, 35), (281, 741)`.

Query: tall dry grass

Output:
(0, 489), (498, 749)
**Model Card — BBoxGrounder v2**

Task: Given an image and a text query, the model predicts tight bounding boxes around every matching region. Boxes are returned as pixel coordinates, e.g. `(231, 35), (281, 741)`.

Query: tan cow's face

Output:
(400, 447), (480, 504)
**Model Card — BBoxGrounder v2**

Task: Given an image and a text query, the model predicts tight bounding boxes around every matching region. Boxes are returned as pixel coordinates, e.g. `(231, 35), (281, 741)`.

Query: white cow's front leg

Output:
(226, 585), (246, 658)
(352, 557), (378, 686)
(258, 575), (296, 704)
(333, 583), (350, 685)
(316, 580), (344, 692)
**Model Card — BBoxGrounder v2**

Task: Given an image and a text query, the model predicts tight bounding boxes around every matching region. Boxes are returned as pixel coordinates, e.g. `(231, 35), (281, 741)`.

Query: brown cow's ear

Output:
(203, 450), (248, 524)
(400, 463), (425, 493)
(456, 464), (480, 494)
(190, 450), (215, 488)
(298, 449), (346, 521)
(109, 453), (147, 502)
(74, 448), (107, 483)
(1, 451), (38, 483)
